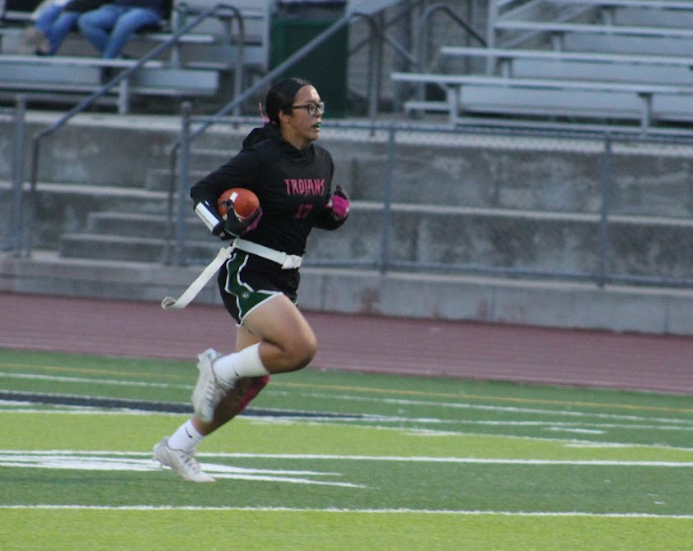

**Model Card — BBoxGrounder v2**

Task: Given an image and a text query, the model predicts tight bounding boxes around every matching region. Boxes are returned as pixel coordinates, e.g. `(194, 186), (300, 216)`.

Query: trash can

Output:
(271, 1), (349, 118)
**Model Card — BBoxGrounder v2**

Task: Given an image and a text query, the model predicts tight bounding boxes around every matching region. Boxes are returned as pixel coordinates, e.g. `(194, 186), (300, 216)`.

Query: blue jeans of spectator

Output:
(35, 4), (81, 55)
(78, 5), (161, 58)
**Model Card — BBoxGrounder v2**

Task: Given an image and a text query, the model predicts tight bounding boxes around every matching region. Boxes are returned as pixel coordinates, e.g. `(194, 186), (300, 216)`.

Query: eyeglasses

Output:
(291, 102), (325, 116)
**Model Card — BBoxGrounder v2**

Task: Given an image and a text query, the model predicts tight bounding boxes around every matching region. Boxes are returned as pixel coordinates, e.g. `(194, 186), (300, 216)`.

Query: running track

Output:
(1, 292), (692, 394)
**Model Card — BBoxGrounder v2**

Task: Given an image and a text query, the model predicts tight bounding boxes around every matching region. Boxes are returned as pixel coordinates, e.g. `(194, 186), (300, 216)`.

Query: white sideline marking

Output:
(0, 372), (190, 390)
(3, 404), (693, 452)
(207, 455), (693, 467)
(0, 406), (182, 416)
(2, 450), (693, 467)
(0, 451), (365, 488)
(0, 504), (692, 519)
(545, 427), (605, 434)
(306, 392), (693, 426)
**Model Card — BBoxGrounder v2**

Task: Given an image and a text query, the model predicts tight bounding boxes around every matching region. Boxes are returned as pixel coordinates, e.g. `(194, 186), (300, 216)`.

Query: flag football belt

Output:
(233, 238), (303, 270)
(161, 239), (302, 311)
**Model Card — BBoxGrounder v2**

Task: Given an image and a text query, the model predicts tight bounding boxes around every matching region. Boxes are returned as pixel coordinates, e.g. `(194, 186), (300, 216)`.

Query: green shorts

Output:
(217, 250), (300, 324)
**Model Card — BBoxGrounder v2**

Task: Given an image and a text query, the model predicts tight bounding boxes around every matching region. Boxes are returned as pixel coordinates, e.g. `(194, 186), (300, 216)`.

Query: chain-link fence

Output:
(0, 98), (26, 256)
(168, 115), (693, 289)
(4, 103), (692, 290)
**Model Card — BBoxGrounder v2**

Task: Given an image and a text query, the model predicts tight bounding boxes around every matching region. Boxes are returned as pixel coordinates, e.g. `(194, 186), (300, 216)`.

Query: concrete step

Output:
(5, 176), (692, 280)
(86, 211), (209, 241)
(59, 234), (218, 265)
(61, 204), (693, 280)
(144, 168), (209, 192)
(5, 114), (693, 216)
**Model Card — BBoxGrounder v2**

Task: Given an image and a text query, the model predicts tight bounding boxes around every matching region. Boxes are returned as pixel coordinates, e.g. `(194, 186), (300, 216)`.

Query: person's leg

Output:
(192, 294), (316, 422)
(34, 4), (63, 33)
(155, 256), (309, 482)
(19, 4), (61, 54)
(218, 295), (317, 378)
(190, 324), (271, 434)
(77, 5), (120, 54)
(154, 327), (271, 482)
(45, 11), (81, 55)
(101, 7), (160, 58)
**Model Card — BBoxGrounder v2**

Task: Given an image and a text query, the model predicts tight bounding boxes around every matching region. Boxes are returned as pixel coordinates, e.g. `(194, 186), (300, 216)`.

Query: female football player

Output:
(154, 77), (350, 482)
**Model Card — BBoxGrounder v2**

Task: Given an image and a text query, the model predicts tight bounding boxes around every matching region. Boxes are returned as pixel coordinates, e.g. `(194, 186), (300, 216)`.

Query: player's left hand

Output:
(328, 185), (350, 221)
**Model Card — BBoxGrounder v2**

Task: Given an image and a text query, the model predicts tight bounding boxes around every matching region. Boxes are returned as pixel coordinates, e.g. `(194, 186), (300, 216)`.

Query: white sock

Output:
(168, 419), (204, 452)
(214, 343), (270, 385)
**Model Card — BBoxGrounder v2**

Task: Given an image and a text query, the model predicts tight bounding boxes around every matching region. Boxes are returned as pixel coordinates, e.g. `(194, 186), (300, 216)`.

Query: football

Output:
(217, 187), (260, 220)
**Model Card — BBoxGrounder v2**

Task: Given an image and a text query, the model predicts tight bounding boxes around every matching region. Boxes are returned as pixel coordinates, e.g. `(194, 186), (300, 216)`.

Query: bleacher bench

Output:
(0, 54), (218, 112)
(544, 0), (693, 10)
(439, 46), (693, 85)
(494, 20), (693, 40)
(392, 71), (693, 131)
(440, 47), (693, 71)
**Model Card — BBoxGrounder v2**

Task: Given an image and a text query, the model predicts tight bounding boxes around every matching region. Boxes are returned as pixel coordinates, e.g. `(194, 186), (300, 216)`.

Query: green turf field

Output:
(1, 349), (692, 550)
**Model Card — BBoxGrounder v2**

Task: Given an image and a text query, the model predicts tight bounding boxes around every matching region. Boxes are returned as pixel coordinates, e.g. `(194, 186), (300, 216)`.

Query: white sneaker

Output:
(153, 438), (215, 483)
(191, 348), (233, 422)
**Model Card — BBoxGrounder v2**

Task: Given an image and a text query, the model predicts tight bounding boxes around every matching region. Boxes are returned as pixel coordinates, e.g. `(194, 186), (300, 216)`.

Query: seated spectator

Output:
(18, 0), (107, 55)
(77, 0), (164, 59)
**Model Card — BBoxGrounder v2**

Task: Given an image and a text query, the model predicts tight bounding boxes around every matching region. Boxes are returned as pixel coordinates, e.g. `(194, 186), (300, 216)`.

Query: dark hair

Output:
(264, 77), (312, 125)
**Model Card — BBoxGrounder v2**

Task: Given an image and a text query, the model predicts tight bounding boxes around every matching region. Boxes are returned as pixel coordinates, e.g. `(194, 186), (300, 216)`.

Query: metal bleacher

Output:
(0, 0), (272, 113)
(392, 0), (693, 134)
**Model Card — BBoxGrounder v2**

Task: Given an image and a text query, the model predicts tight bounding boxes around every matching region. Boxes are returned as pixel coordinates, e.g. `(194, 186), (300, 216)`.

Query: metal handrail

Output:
(411, 2), (487, 105)
(420, 1), (487, 73)
(23, 2), (245, 256)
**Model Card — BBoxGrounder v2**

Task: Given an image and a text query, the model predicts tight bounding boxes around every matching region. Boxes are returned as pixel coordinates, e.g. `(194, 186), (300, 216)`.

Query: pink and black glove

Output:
(329, 185), (350, 221)
(217, 206), (263, 240)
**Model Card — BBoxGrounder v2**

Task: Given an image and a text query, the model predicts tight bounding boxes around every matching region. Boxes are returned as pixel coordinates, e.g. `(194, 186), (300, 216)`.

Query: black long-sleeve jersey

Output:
(190, 124), (345, 256)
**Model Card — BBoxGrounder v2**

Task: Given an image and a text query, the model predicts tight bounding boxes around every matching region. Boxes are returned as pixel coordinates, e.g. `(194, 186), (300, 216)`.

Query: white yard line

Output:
(0, 372), (190, 390)
(0, 504), (691, 519)
(303, 392), (693, 426)
(1, 450), (693, 467)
